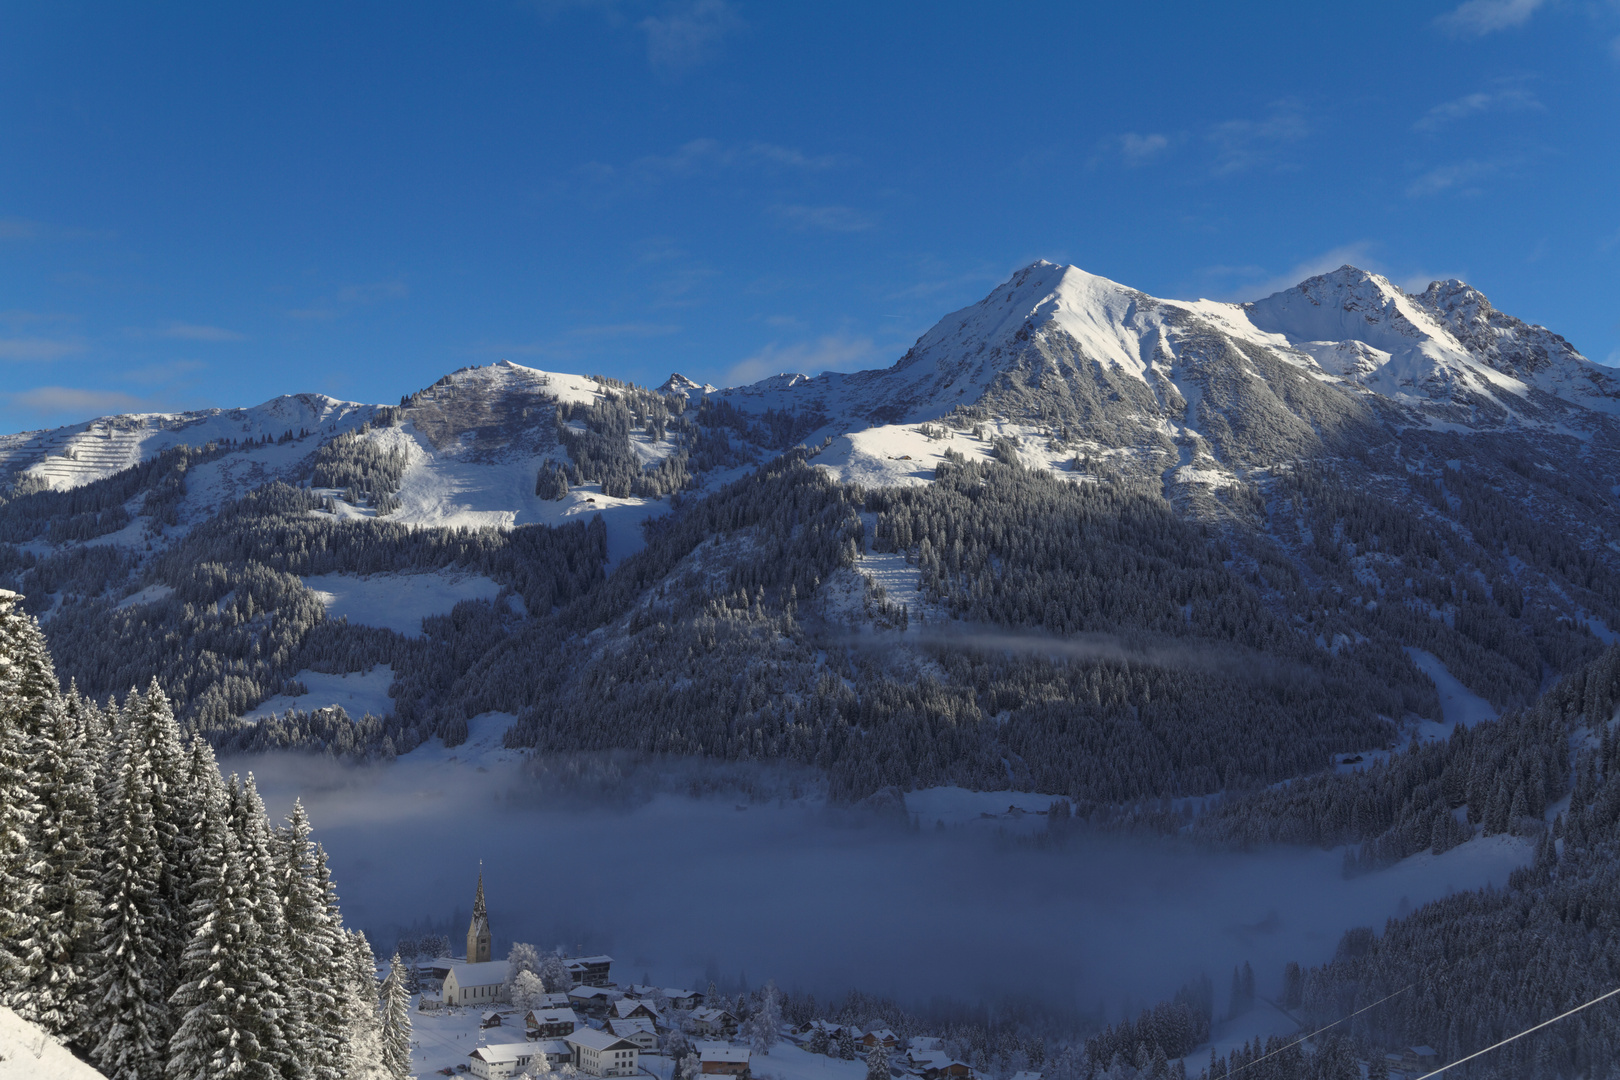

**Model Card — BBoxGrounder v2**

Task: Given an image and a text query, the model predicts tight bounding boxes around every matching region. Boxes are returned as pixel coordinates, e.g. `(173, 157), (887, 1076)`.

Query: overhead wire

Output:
(1410, 984), (1620, 1079)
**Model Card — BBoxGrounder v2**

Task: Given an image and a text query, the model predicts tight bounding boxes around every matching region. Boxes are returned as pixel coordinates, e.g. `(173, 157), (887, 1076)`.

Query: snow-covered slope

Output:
(0, 1007), (108, 1080)
(0, 394), (373, 492)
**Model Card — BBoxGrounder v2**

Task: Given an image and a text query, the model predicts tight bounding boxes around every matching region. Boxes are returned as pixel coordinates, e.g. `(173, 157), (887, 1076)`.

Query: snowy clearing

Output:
(243, 666), (398, 722)
(1404, 648), (1497, 737)
(303, 572), (503, 637)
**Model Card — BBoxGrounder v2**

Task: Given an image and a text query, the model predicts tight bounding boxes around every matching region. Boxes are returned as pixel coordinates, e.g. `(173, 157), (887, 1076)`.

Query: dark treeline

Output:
(0, 590), (412, 1079)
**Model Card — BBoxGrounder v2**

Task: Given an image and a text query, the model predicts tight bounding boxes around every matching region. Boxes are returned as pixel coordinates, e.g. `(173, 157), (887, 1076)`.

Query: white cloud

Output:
(771, 204), (875, 233)
(0, 337), (85, 361)
(158, 321), (246, 342)
(5, 386), (148, 417)
(1118, 132), (1171, 167)
(1207, 100), (1309, 176)
(639, 0), (740, 74)
(1413, 86), (1541, 131)
(1436, 0), (1547, 36)
(723, 334), (876, 387)
(1406, 159), (1501, 197)
(119, 360), (208, 385)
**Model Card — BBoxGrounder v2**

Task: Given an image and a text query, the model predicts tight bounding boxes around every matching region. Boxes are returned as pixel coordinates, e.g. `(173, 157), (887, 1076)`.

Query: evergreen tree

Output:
(91, 722), (173, 1080)
(15, 690), (102, 1039)
(749, 981), (780, 1056)
(0, 590), (45, 1008)
(808, 1026), (830, 1056)
(166, 779), (274, 1080)
(379, 953), (413, 1080)
(340, 931), (385, 1080)
(866, 1042), (890, 1080)
(839, 1028), (858, 1060)
(276, 793), (345, 1080)
(229, 774), (298, 1078)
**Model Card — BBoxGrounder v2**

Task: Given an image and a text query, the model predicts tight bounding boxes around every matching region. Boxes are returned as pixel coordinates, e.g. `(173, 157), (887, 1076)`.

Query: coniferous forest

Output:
(0, 589), (411, 1079)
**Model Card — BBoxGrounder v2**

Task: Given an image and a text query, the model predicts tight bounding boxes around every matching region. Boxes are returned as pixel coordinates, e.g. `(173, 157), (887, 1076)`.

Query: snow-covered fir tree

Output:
(866, 1042), (891, 1080)
(379, 953), (413, 1080)
(749, 981), (780, 1056)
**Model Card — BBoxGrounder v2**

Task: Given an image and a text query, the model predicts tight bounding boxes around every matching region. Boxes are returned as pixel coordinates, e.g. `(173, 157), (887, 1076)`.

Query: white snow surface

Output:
(302, 572), (503, 637)
(0, 1006), (108, 1080)
(243, 665), (397, 722)
(1405, 647), (1498, 736)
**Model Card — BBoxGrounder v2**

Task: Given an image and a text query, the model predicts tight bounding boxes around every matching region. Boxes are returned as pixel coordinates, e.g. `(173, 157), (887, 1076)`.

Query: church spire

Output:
(467, 863), (492, 963)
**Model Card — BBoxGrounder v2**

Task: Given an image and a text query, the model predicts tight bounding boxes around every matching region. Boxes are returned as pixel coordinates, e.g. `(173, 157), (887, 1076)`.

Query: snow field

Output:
(243, 666), (398, 722)
(302, 572), (505, 637)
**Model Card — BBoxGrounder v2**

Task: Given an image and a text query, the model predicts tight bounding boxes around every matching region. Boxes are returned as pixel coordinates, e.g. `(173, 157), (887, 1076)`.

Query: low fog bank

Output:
(238, 737), (1530, 1025)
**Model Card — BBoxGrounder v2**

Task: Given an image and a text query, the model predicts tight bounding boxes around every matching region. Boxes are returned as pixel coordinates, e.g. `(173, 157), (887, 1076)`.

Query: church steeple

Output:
(467, 865), (492, 963)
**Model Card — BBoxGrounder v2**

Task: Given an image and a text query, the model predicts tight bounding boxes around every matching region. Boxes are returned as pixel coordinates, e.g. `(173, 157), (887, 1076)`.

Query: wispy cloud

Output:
(1436, 0), (1547, 36)
(119, 360), (208, 385)
(771, 204), (875, 233)
(336, 280), (409, 304)
(1207, 100), (1309, 176)
(724, 334), (876, 386)
(1414, 84), (1541, 131)
(639, 0), (741, 74)
(0, 337), (86, 362)
(1211, 243), (1379, 302)
(160, 321), (245, 342)
(1407, 158), (1502, 197)
(567, 322), (682, 339)
(5, 386), (148, 417)
(1118, 132), (1172, 167)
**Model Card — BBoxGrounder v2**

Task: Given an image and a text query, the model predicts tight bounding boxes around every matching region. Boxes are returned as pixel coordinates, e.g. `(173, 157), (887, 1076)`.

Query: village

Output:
(398, 875), (996, 1080)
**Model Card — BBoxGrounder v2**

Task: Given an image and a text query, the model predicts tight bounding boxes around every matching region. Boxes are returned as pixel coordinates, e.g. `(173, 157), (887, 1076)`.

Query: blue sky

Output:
(2, 0), (1618, 431)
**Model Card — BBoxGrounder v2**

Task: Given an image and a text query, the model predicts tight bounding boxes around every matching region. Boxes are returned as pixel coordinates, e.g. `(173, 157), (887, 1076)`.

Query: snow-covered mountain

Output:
(4, 260), (1620, 808)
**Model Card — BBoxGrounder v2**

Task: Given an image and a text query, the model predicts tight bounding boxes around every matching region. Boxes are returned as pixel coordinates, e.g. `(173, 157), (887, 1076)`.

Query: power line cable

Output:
(1410, 984), (1620, 1080)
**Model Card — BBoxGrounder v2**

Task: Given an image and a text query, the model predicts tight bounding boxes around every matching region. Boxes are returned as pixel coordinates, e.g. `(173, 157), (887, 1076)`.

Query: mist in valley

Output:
(239, 734), (1532, 1028)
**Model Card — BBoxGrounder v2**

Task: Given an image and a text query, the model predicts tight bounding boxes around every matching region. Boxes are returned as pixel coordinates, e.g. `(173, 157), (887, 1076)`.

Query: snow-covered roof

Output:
(606, 1018), (655, 1036)
(692, 1007), (736, 1021)
(565, 954), (615, 967)
(700, 1046), (751, 1063)
(470, 1043), (534, 1064)
(613, 999), (658, 1018)
(526, 1008), (578, 1024)
(567, 1029), (640, 1053)
(447, 960), (509, 987)
(568, 985), (622, 999)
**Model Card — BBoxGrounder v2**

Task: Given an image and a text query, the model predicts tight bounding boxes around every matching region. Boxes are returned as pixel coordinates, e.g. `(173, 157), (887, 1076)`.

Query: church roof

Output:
(447, 960), (510, 987)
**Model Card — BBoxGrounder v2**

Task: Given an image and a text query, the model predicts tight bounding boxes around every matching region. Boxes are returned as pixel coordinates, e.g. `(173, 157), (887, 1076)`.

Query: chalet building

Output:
(908, 1050), (974, 1080)
(468, 1043), (538, 1080)
(566, 1028), (641, 1077)
(861, 1029), (900, 1052)
(530, 1039), (574, 1070)
(699, 1044), (751, 1077)
(1398, 1047), (1440, 1073)
(443, 961), (510, 1006)
(627, 985), (703, 1010)
(565, 955), (615, 987)
(481, 1011), (502, 1029)
(524, 1007), (579, 1039)
(689, 1007), (739, 1038)
(568, 985), (624, 1017)
(604, 1017), (658, 1052)
(612, 999), (661, 1026)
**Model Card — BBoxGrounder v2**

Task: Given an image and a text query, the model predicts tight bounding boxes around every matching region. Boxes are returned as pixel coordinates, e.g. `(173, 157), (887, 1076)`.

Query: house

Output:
(481, 1011), (502, 1028)
(613, 999), (661, 1026)
(605, 1017), (658, 1052)
(1399, 1047), (1440, 1072)
(566, 1028), (641, 1077)
(627, 985), (702, 1010)
(909, 1050), (973, 1080)
(443, 961), (511, 1007)
(525, 1007), (579, 1039)
(862, 1029), (900, 1052)
(565, 955), (615, 988)
(468, 1043), (538, 1080)
(799, 1020), (848, 1040)
(689, 1007), (740, 1038)
(699, 1043), (751, 1077)
(568, 984), (625, 1017)
(536, 992), (572, 1010)
(908, 1038), (941, 1053)
(531, 1039), (574, 1069)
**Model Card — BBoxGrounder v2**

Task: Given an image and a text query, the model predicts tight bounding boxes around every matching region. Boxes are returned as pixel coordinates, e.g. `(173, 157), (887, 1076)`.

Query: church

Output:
(441, 870), (509, 1007)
